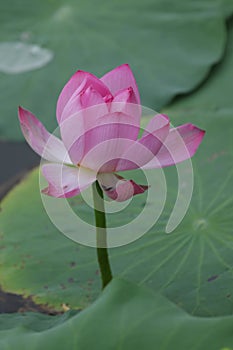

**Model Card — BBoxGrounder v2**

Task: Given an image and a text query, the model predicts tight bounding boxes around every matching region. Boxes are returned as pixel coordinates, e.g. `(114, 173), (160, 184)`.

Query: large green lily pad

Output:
(0, 0), (231, 140)
(162, 17), (233, 120)
(1, 279), (233, 350)
(0, 109), (232, 316)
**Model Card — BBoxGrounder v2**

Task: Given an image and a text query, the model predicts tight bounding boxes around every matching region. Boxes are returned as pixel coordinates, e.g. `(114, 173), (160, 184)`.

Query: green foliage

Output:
(1, 3), (233, 349)
(0, 279), (233, 350)
(0, 0), (231, 139)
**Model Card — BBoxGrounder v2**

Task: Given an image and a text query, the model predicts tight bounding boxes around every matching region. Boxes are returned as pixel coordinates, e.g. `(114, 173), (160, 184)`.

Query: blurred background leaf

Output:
(0, 0), (232, 140)
(162, 16), (233, 120)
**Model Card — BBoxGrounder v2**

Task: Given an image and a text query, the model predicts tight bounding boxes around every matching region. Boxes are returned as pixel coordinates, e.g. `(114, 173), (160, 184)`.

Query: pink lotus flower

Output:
(18, 64), (205, 202)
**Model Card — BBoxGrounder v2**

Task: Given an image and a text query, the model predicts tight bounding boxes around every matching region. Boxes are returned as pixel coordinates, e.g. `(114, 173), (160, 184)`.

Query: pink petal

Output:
(61, 86), (108, 122)
(101, 64), (140, 104)
(115, 114), (170, 171)
(110, 87), (141, 126)
(143, 124), (205, 169)
(62, 121), (140, 168)
(56, 70), (111, 123)
(60, 114), (140, 166)
(41, 163), (96, 198)
(18, 107), (71, 163)
(112, 87), (136, 103)
(98, 173), (148, 202)
(141, 114), (170, 137)
(59, 86), (142, 160)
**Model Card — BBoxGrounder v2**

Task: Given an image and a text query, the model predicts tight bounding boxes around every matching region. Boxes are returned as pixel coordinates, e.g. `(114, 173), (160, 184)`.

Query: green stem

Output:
(92, 181), (112, 289)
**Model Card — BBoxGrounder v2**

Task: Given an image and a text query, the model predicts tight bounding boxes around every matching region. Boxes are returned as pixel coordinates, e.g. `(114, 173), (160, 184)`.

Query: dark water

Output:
(0, 288), (60, 314)
(0, 141), (41, 313)
(0, 141), (40, 199)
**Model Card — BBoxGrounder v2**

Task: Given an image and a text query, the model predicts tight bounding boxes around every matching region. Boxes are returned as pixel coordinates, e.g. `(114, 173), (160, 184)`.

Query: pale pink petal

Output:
(41, 163), (96, 198)
(56, 70), (111, 123)
(60, 86), (141, 156)
(141, 114), (170, 137)
(18, 107), (71, 163)
(143, 124), (206, 169)
(80, 86), (107, 109)
(115, 114), (170, 171)
(59, 85), (141, 158)
(112, 87), (136, 102)
(96, 110), (141, 130)
(60, 112), (141, 166)
(101, 64), (140, 104)
(65, 122), (140, 168)
(61, 86), (108, 122)
(98, 173), (148, 202)
(110, 87), (141, 127)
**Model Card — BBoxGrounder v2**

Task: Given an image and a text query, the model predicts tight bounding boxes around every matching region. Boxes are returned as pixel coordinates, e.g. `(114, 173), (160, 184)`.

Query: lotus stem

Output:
(92, 181), (112, 289)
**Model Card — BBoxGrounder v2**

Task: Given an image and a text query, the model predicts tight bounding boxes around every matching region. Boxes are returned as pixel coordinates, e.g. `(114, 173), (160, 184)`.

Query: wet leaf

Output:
(0, 42), (53, 74)
(0, 0), (231, 139)
(0, 280), (233, 350)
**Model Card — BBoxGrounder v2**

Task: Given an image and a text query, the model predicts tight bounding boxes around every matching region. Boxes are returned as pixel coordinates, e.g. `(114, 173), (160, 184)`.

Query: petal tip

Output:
(181, 123), (206, 157)
(190, 123), (206, 139)
(118, 63), (130, 69)
(18, 106), (35, 125)
(18, 106), (26, 121)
